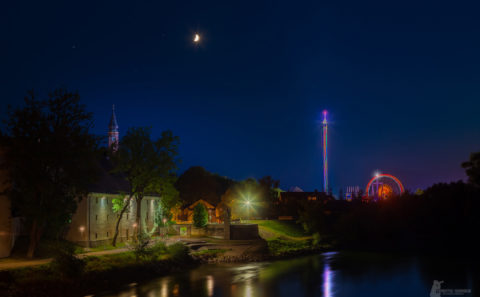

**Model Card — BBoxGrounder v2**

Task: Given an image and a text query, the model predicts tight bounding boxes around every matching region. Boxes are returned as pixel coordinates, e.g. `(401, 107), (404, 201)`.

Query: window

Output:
(107, 215), (109, 221)
(107, 232), (109, 237)
(95, 233), (97, 239)
(95, 215), (98, 221)
(127, 214), (129, 220)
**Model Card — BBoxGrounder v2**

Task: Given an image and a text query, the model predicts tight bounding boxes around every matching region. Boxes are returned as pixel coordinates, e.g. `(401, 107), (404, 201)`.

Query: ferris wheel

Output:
(365, 173), (405, 200)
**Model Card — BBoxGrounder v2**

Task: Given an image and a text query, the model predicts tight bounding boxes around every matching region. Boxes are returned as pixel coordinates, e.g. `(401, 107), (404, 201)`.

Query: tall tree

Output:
(112, 127), (179, 240)
(258, 176), (280, 218)
(462, 151), (480, 187)
(175, 166), (233, 205)
(1, 89), (99, 258)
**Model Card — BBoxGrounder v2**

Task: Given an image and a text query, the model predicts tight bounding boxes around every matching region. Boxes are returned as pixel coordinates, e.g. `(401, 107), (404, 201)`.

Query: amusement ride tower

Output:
(322, 110), (328, 193)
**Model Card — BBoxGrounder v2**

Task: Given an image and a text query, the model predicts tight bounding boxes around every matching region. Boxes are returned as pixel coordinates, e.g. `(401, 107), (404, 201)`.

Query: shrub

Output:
(193, 203), (208, 228)
(50, 241), (85, 279)
(312, 232), (321, 246)
(131, 232), (152, 261)
(167, 243), (191, 263)
(148, 241), (168, 260)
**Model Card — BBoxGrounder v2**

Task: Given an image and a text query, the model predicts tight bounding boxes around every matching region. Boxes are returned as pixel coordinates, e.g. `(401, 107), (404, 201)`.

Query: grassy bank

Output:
(248, 220), (311, 240)
(0, 242), (195, 297)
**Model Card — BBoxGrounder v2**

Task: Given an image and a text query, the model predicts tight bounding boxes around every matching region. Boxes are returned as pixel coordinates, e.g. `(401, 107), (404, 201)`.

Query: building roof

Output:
(186, 199), (216, 210)
(88, 155), (130, 194)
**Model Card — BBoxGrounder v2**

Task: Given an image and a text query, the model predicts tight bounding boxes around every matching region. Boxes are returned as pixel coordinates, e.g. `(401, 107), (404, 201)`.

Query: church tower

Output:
(108, 105), (119, 152)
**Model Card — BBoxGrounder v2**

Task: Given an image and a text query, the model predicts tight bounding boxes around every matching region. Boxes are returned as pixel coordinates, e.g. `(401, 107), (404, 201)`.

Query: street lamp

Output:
(79, 226), (85, 240)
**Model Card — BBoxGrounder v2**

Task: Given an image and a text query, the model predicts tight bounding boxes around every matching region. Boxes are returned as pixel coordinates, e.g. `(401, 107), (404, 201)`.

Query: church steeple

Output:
(108, 105), (119, 151)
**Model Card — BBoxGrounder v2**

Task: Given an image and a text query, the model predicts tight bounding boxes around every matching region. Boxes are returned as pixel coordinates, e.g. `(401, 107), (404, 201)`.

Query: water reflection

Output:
(206, 275), (214, 297)
(323, 252), (336, 297)
(98, 252), (475, 297)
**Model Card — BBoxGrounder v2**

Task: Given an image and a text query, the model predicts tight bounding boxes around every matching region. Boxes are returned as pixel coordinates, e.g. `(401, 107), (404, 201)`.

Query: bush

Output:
(193, 203), (208, 228)
(50, 241), (85, 279)
(148, 241), (168, 260)
(131, 232), (151, 261)
(312, 232), (321, 246)
(167, 243), (191, 263)
(267, 239), (312, 257)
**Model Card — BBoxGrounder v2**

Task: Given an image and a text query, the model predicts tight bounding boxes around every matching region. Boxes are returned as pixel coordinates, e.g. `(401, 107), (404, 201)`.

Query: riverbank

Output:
(0, 236), (326, 297)
(0, 242), (196, 297)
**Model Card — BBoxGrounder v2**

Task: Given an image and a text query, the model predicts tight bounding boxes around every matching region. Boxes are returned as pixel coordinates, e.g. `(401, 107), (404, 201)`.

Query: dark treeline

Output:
(299, 151), (480, 254)
(175, 166), (282, 219)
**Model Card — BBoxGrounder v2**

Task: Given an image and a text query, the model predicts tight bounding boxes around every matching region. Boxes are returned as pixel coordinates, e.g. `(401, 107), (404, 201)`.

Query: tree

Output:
(154, 179), (180, 233)
(111, 195), (130, 246)
(1, 89), (99, 258)
(462, 151), (480, 187)
(112, 127), (179, 241)
(193, 203), (208, 228)
(258, 176), (280, 218)
(175, 166), (233, 206)
(220, 178), (258, 220)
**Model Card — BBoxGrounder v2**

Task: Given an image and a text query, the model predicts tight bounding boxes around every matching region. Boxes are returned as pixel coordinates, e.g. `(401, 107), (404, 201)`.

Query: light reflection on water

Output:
(323, 252), (336, 297)
(98, 252), (475, 297)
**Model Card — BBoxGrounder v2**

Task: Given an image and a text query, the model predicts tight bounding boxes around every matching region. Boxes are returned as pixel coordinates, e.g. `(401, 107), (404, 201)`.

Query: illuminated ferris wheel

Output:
(365, 173), (405, 200)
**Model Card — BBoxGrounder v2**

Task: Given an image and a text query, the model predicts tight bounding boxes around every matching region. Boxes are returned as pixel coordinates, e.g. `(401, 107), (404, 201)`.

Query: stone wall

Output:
(169, 223), (259, 240)
(230, 224), (260, 240)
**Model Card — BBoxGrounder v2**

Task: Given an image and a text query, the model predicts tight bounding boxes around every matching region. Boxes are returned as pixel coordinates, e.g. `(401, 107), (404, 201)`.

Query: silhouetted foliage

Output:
(175, 166), (233, 206)
(1, 89), (99, 258)
(462, 151), (480, 187)
(300, 181), (480, 253)
(51, 240), (85, 279)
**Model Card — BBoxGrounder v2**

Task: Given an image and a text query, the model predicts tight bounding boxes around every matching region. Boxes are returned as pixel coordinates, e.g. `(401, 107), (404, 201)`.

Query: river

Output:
(98, 251), (476, 297)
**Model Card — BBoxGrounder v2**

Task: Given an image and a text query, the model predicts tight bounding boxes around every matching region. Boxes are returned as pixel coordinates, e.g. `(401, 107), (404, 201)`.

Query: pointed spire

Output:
(109, 104), (118, 132)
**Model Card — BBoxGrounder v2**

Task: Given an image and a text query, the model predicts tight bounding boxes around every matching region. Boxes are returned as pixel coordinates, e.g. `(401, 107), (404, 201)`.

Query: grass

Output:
(191, 249), (228, 256)
(1, 242), (194, 297)
(79, 242), (127, 253)
(266, 238), (314, 257)
(247, 220), (310, 240)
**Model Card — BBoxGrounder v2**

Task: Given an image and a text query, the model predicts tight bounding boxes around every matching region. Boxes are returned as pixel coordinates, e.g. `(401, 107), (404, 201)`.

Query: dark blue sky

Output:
(2, 0), (480, 192)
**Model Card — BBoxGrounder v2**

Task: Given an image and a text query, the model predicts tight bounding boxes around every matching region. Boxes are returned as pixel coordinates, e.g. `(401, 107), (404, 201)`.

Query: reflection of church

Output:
(65, 106), (161, 247)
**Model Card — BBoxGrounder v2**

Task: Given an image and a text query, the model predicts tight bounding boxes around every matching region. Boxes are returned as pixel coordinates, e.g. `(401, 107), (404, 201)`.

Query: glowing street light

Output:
(243, 199), (253, 220)
(79, 226), (85, 239)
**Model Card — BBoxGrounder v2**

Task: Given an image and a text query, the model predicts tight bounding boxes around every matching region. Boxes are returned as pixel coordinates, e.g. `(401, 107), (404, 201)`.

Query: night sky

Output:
(2, 1), (480, 193)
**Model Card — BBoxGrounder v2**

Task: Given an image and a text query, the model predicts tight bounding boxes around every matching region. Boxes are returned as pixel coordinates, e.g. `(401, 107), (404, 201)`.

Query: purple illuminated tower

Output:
(322, 110), (328, 193)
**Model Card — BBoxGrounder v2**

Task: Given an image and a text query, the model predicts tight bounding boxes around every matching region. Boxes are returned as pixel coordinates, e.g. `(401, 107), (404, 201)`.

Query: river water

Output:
(98, 252), (476, 297)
